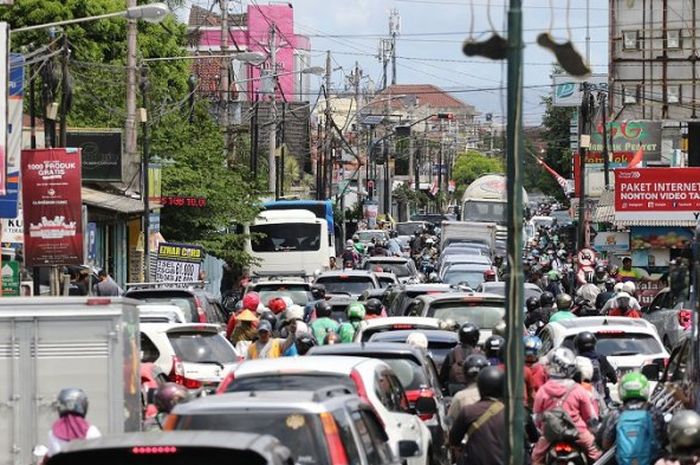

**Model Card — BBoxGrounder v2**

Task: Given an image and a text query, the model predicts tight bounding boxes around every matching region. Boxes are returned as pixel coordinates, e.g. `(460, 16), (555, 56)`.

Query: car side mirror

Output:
(414, 396), (438, 416)
(641, 363), (660, 382)
(398, 440), (421, 459)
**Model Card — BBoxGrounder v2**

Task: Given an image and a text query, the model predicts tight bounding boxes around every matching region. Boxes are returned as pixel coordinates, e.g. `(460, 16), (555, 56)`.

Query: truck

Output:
(440, 221), (497, 252)
(0, 297), (141, 465)
(460, 174), (529, 244)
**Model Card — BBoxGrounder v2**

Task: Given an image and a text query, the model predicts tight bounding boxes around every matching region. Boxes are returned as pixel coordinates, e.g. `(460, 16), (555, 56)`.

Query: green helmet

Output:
(347, 302), (366, 320)
(618, 372), (650, 401)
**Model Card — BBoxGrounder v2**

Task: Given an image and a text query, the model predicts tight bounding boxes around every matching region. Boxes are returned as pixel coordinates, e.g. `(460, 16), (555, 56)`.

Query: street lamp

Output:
(11, 2), (170, 33)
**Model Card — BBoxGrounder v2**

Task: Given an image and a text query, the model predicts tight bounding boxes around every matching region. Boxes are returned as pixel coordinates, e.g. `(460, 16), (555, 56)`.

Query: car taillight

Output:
(320, 412), (349, 465)
(216, 371), (235, 394)
(195, 296), (207, 323)
(553, 443), (574, 453)
(678, 309), (692, 330)
(350, 369), (369, 403)
(132, 446), (178, 454)
(405, 388), (436, 421)
(169, 356), (202, 389)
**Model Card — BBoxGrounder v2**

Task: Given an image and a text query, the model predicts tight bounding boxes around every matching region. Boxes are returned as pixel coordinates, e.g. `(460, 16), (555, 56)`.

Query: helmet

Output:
(352, 234), (359, 241)
(547, 270), (561, 281)
(463, 353), (489, 379)
(614, 282), (624, 293)
(285, 304), (304, 322)
(311, 284), (326, 300)
(483, 269), (497, 280)
(547, 347), (577, 378)
(267, 297), (286, 315)
(524, 335), (542, 357)
(555, 293), (573, 310)
(616, 292), (632, 311)
(365, 298), (383, 316)
(532, 249), (541, 258)
(296, 332), (317, 355)
(242, 292), (260, 311)
(574, 331), (597, 353)
(539, 291), (555, 307)
(346, 239), (354, 247)
(406, 332), (428, 349)
(258, 310), (278, 332)
(669, 410), (700, 452)
(154, 382), (189, 414)
(618, 372), (650, 401)
(575, 356), (594, 382)
(236, 309), (258, 322)
(492, 321), (507, 337)
(315, 301), (332, 318)
(595, 264), (607, 277)
(526, 296), (540, 312)
(57, 388), (88, 417)
(605, 278), (616, 291)
(477, 366), (505, 399)
(346, 302), (366, 320)
(622, 281), (636, 295)
(425, 238), (435, 246)
(484, 335), (504, 359)
(458, 322), (480, 346)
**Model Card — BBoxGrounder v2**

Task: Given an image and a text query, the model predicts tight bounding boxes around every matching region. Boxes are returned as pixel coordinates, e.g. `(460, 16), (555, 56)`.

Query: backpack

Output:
(541, 384), (579, 443)
(448, 345), (467, 385)
(615, 407), (659, 465)
(588, 356), (606, 398)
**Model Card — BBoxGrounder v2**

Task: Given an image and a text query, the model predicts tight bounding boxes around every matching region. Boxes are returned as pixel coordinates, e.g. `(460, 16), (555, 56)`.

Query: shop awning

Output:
(81, 187), (144, 214)
(592, 189), (615, 223)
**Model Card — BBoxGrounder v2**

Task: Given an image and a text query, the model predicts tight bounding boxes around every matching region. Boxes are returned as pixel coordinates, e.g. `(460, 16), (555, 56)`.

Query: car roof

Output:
(369, 329), (459, 343)
(442, 263), (491, 271)
(397, 284), (455, 292)
(125, 288), (196, 297)
(316, 270), (376, 278)
(358, 316), (443, 329)
(546, 316), (658, 333)
(232, 355), (383, 377)
(309, 342), (428, 360)
(479, 282), (541, 291)
(417, 292), (505, 304)
(251, 279), (310, 286)
(140, 322), (221, 334)
(365, 257), (409, 263)
(138, 304), (184, 312)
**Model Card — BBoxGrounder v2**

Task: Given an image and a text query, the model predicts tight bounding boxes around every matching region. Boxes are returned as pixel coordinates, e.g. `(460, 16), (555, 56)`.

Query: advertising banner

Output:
(552, 73), (608, 107)
(2, 260), (19, 296)
(589, 120), (662, 164)
(21, 148), (83, 266)
(0, 24), (9, 197)
(0, 52), (24, 218)
(66, 129), (122, 181)
(155, 242), (204, 283)
(593, 231), (630, 252)
(1, 205), (22, 244)
(615, 168), (700, 221)
(630, 226), (693, 250)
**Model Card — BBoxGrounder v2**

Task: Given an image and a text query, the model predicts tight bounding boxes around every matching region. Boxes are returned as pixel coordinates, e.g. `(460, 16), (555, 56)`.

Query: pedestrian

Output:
(655, 410), (700, 465)
(447, 353), (489, 421)
(246, 319), (296, 360)
(47, 388), (101, 458)
(93, 269), (123, 296)
(439, 323), (481, 395)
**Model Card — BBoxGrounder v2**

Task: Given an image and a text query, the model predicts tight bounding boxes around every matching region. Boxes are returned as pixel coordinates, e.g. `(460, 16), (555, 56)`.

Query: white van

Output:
(245, 209), (330, 278)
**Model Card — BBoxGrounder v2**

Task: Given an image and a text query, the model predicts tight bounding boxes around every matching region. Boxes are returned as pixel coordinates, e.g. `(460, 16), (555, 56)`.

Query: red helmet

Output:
(242, 292), (260, 311)
(483, 269), (497, 278)
(268, 297), (287, 314)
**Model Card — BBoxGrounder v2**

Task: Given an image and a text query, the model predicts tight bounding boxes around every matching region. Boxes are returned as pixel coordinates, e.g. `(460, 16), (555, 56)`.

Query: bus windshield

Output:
(250, 223), (322, 252)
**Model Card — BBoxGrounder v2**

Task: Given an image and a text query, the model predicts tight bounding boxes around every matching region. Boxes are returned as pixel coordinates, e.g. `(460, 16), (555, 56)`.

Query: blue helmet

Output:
(524, 335), (542, 357)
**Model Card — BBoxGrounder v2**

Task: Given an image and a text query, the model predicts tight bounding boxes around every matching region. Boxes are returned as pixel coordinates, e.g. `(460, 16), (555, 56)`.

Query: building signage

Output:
(155, 242), (204, 283)
(1, 206), (22, 244)
(552, 73), (608, 107)
(21, 148), (83, 266)
(630, 226), (693, 250)
(0, 24), (9, 197)
(66, 129), (122, 181)
(2, 260), (19, 296)
(615, 168), (700, 221)
(159, 196), (207, 208)
(589, 120), (662, 164)
(593, 231), (630, 252)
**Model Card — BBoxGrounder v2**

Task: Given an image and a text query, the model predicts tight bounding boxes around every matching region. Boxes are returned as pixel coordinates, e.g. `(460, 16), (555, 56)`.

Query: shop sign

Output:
(66, 130), (122, 181)
(637, 280), (666, 307)
(21, 148), (83, 266)
(593, 231), (629, 252)
(155, 242), (204, 283)
(1, 206), (22, 244)
(630, 226), (693, 250)
(160, 196), (207, 208)
(590, 121), (662, 163)
(0, 52), (24, 218)
(615, 168), (700, 222)
(1, 260), (19, 296)
(552, 73), (608, 107)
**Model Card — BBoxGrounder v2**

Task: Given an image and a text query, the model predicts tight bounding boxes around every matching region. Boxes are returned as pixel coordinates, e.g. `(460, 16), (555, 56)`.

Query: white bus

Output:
(244, 209), (330, 278)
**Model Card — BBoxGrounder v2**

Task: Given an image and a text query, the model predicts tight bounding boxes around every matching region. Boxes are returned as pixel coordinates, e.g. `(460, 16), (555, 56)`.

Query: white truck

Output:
(0, 297), (141, 465)
(440, 221), (498, 251)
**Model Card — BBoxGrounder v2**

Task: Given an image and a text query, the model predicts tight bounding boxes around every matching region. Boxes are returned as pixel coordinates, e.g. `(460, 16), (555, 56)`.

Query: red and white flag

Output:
(627, 147), (644, 168)
(536, 157), (569, 193)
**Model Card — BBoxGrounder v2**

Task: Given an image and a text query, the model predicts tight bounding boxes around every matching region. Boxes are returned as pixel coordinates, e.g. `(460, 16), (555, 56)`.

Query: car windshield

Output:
(255, 285), (313, 306)
(428, 302), (505, 328)
(167, 331), (238, 364)
(174, 412), (329, 465)
(138, 297), (196, 322)
(358, 231), (388, 242)
(396, 223), (424, 236)
(315, 276), (375, 295)
(442, 269), (486, 287)
(377, 277), (396, 288)
(224, 374), (355, 393)
(479, 283), (542, 301)
(562, 332), (663, 356)
(365, 262), (411, 277)
(251, 223), (322, 252)
(462, 201), (506, 225)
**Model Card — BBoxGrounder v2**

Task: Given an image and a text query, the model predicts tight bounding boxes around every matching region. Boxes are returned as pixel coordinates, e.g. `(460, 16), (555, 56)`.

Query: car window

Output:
(359, 410), (394, 464)
(561, 332), (663, 356)
(351, 410), (380, 465)
(167, 331), (238, 364)
(251, 223), (322, 252)
(428, 302), (505, 328)
(332, 409), (362, 465)
(174, 412), (329, 465)
(441, 269), (486, 287)
(381, 357), (429, 392)
(365, 262), (411, 277)
(316, 276), (376, 295)
(224, 374), (355, 393)
(140, 333), (160, 363)
(138, 297), (197, 322)
(378, 277), (396, 288)
(374, 369), (402, 412)
(386, 372), (410, 412)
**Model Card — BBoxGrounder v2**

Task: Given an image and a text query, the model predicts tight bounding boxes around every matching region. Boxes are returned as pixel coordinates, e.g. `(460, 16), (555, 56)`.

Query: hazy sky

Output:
(184, 0), (609, 125)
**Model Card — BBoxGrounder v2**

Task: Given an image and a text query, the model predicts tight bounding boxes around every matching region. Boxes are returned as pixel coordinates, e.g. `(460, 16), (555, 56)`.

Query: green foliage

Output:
(393, 182), (431, 212)
(451, 150), (504, 199)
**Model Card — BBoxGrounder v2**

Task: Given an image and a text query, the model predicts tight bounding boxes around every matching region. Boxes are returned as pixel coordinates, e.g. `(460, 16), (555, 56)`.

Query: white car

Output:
(216, 356), (433, 465)
(140, 323), (240, 390)
(539, 316), (670, 391)
(353, 316), (447, 342)
(138, 304), (187, 323)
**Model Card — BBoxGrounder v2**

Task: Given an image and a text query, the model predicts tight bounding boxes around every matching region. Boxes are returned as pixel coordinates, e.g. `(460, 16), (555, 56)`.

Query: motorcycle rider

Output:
(655, 410), (700, 465)
(595, 278), (617, 311)
(247, 319), (297, 359)
(341, 239), (361, 267)
(150, 382), (190, 429)
(47, 388), (101, 458)
(387, 230), (402, 256)
(606, 292), (642, 318)
(596, 372), (666, 465)
(364, 298), (384, 320)
(440, 322), (481, 395)
(448, 353), (490, 421)
(483, 268), (497, 283)
(574, 331), (617, 404)
(524, 335), (547, 407)
(310, 301), (340, 344)
(549, 293), (577, 323)
(531, 348), (601, 465)
(295, 332), (318, 355)
(352, 234), (365, 255)
(449, 367), (507, 465)
(484, 335), (505, 366)
(338, 302), (365, 343)
(525, 292), (555, 334)
(546, 270), (564, 297)
(304, 283), (327, 322)
(421, 237), (439, 259)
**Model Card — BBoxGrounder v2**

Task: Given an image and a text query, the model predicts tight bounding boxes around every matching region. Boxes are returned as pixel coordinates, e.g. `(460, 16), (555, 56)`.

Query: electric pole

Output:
(322, 50), (332, 200)
(378, 39), (391, 91)
(219, 0), (230, 160)
(389, 9), (400, 85)
(126, 0), (138, 187)
(350, 61), (363, 196)
(267, 26), (277, 194)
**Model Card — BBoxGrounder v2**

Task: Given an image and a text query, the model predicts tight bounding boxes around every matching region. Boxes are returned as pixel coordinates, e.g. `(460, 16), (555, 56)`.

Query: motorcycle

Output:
(545, 441), (588, 465)
(419, 254), (435, 275)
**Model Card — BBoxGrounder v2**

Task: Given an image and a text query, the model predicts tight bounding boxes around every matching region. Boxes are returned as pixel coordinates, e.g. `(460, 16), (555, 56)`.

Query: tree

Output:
(451, 150), (504, 199)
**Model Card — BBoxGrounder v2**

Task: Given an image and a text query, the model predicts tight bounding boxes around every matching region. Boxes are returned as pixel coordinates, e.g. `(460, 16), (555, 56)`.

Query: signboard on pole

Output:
(0, 24), (9, 197)
(552, 73), (608, 107)
(0, 52), (23, 218)
(21, 148), (84, 266)
(614, 167), (700, 222)
(1, 205), (22, 244)
(589, 120), (662, 164)
(155, 242), (204, 283)
(593, 231), (630, 252)
(66, 129), (123, 181)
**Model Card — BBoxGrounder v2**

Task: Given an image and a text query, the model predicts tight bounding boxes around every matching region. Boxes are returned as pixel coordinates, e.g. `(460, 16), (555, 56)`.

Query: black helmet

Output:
(669, 410), (700, 453)
(154, 382), (189, 414)
(539, 291), (555, 307)
(594, 264), (606, 276)
(296, 332), (317, 355)
(526, 296), (540, 312)
(315, 301), (332, 318)
(484, 335), (505, 359)
(57, 388), (88, 417)
(365, 298), (383, 316)
(311, 284), (326, 300)
(259, 310), (278, 331)
(477, 366), (505, 399)
(574, 331), (597, 353)
(458, 322), (480, 346)
(463, 353), (489, 380)
(605, 278), (616, 291)
(556, 293), (573, 310)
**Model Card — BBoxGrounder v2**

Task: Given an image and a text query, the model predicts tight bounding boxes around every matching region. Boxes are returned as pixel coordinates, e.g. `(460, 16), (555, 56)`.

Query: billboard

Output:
(0, 52), (23, 218)
(589, 120), (662, 163)
(552, 73), (607, 107)
(593, 231), (630, 252)
(66, 129), (122, 181)
(154, 242), (204, 283)
(21, 148), (83, 266)
(0, 24), (8, 197)
(615, 168), (700, 222)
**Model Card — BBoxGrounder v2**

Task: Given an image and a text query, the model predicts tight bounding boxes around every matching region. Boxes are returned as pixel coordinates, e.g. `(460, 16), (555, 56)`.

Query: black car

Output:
(383, 284), (456, 317)
(368, 329), (459, 371)
(125, 287), (227, 326)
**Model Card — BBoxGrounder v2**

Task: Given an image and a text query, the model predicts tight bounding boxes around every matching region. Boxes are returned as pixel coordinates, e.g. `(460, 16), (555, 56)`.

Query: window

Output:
(667, 30), (682, 49)
(315, 276), (376, 295)
(623, 85), (638, 104)
(375, 369), (401, 412)
(561, 332), (663, 356)
(332, 409), (362, 465)
(668, 85), (681, 104)
(429, 303), (505, 328)
(140, 333), (160, 363)
(224, 374), (355, 393)
(352, 410), (380, 464)
(386, 372), (411, 412)
(351, 410), (393, 465)
(167, 331), (238, 364)
(622, 30), (639, 50)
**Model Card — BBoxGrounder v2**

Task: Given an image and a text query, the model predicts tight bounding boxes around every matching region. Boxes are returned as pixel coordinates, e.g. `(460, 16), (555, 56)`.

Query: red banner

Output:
(21, 148), (83, 266)
(614, 167), (700, 221)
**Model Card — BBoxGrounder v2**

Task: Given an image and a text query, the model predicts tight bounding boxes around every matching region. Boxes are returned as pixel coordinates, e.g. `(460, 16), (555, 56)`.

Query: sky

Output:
(183, 0), (609, 126)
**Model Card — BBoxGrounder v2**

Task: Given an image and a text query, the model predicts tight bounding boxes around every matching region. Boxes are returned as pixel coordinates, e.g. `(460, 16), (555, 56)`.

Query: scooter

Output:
(545, 441), (588, 465)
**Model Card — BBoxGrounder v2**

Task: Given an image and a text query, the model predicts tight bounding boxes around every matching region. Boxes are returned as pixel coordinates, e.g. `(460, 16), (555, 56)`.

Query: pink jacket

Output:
(533, 380), (597, 434)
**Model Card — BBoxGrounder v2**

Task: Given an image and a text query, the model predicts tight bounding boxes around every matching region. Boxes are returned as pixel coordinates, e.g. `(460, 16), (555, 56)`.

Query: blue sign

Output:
(0, 53), (24, 219)
(86, 223), (97, 264)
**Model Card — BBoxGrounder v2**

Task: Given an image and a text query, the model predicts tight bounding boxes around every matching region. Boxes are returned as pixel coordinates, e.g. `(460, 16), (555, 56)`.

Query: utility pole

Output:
(351, 61), (363, 197)
(600, 92), (610, 188)
(141, 66), (151, 278)
(219, 0), (230, 160)
(323, 50), (332, 200)
(389, 9), (400, 85)
(58, 35), (69, 147)
(578, 85), (592, 250)
(378, 39), (391, 91)
(437, 118), (444, 210)
(267, 26), (278, 194)
(126, 0), (138, 184)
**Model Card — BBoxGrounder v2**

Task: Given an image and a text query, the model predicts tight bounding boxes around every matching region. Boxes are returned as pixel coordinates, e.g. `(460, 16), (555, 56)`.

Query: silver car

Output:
(643, 287), (692, 349)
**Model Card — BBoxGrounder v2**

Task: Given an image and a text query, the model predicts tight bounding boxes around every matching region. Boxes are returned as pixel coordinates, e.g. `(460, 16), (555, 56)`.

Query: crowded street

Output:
(2, 1), (700, 465)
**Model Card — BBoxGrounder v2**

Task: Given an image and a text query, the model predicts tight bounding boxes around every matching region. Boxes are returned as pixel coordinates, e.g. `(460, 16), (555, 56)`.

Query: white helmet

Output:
(614, 282), (624, 293)
(622, 281), (636, 295)
(285, 304), (304, 322)
(406, 332), (428, 349)
(547, 347), (577, 379)
(575, 356), (594, 382)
